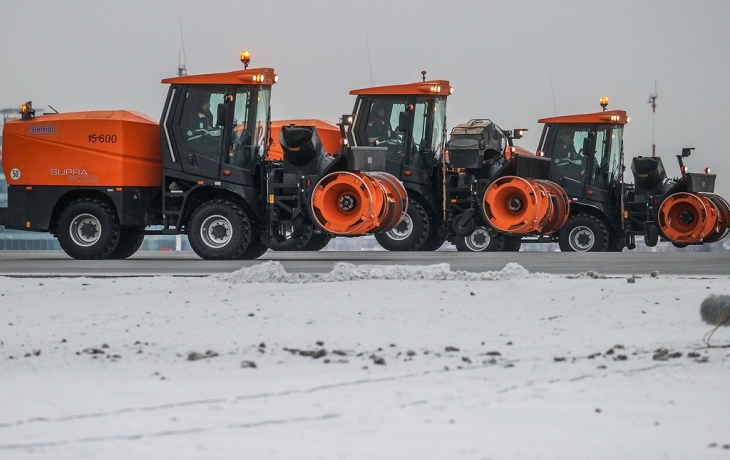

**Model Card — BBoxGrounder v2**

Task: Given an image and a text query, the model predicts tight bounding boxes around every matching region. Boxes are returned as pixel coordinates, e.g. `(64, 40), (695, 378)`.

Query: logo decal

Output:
(28, 124), (58, 136)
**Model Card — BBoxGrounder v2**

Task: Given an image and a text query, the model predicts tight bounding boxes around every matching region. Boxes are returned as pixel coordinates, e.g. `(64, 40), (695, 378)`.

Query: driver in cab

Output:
(366, 103), (395, 145)
(554, 130), (580, 163)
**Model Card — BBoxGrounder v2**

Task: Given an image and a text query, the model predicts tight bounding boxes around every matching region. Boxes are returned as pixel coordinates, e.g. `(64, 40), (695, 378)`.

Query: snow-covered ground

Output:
(1, 262), (729, 459)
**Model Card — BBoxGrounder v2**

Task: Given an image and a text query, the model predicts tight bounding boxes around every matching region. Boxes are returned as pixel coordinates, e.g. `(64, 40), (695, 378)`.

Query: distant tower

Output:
(648, 81), (658, 157)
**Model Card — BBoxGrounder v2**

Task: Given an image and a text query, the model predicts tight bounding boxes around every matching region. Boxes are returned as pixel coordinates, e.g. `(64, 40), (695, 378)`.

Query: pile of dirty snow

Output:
(216, 261), (534, 284)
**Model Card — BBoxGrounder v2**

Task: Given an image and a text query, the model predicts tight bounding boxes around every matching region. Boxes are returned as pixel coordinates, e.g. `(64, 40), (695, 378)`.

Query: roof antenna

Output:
(421, 70), (427, 82)
(366, 35), (374, 86)
(549, 71), (557, 116)
(178, 17), (188, 77)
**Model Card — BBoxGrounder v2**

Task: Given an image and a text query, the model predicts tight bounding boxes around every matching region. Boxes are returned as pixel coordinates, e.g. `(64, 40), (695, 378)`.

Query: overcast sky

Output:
(2, 0), (729, 197)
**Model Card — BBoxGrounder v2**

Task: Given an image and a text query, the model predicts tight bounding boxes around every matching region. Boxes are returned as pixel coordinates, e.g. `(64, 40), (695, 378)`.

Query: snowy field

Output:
(1, 261), (730, 460)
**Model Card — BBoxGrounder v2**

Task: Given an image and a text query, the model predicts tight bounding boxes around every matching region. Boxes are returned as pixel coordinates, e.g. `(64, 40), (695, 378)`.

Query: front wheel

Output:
(558, 214), (609, 252)
(56, 198), (121, 260)
(454, 227), (504, 252)
(188, 200), (251, 260)
(374, 199), (430, 251)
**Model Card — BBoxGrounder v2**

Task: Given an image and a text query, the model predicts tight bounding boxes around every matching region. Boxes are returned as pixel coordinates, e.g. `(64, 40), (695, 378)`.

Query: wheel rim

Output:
(69, 213), (102, 247)
(465, 227), (491, 251)
(568, 225), (595, 251)
(200, 215), (232, 248)
(386, 214), (413, 241)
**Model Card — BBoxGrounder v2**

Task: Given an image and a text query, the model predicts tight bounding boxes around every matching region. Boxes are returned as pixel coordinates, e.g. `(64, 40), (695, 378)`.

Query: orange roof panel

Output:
(161, 68), (277, 86)
(538, 110), (628, 125)
(350, 80), (451, 96)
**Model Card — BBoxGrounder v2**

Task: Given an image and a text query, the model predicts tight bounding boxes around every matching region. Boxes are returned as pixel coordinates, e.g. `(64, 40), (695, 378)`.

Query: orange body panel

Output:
(538, 110), (628, 125)
(350, 80), (451, 96)
(2, 111), (161, 187)
(268, 119), (341, 161)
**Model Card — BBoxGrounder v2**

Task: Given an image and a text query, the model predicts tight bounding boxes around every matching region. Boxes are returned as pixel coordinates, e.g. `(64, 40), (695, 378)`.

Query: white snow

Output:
(1, 262), (729, 459)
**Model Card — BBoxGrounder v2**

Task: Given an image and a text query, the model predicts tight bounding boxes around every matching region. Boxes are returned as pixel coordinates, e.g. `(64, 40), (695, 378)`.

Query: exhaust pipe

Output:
(310, 171), (408, 236)
(657, 192), (730, 244)
(482, 176), (570, 234)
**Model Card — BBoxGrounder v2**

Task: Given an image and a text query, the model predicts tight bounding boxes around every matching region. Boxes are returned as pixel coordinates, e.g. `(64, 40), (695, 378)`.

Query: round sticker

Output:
(9, 168), (21, 181)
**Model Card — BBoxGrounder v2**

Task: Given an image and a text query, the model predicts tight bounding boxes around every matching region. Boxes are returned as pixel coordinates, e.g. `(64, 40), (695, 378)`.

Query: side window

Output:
(181, 87), (225, 157)
(365, 100), (405, 161)
(552, 125), (589, 180)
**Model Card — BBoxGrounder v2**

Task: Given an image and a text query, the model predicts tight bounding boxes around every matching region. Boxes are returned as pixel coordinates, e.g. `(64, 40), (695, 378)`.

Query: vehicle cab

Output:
(536, 108), (628, 218)
(345, 79), (451, 203)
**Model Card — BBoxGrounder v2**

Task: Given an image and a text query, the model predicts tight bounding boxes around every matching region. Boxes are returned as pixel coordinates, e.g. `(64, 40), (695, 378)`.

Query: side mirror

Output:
(216, 104), (229, 127)
(398, 111), (408, 132)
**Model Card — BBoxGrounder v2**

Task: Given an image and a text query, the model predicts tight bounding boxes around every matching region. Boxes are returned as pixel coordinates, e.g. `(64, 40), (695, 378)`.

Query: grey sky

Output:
(2, 0), (729, 197)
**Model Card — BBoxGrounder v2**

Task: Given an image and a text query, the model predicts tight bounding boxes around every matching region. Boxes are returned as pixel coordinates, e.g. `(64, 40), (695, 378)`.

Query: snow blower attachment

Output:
(310, 148), (408, 236)
(275, 126), (408, 239)
(482, 176), (570, 235)
(631, 153), (730, 246)
(446, 119), (571, 240)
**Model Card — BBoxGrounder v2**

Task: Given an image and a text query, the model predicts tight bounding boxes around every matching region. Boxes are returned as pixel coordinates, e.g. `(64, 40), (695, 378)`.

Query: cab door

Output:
(169, 86), (229, 180)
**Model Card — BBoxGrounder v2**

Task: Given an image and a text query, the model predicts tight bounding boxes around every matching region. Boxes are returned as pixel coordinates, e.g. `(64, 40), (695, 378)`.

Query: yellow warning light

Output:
(599, 96), (609, 110)
(610, 115), (621, 122)
(20, 101), (35, 120)
(240, 50), (251, 68)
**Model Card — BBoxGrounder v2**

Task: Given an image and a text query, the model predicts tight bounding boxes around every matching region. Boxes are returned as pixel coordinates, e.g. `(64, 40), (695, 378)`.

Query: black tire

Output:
(558, 214), (609, 252)
(300, 232), (332, 251)
(420, 223), (447, 252)
(188, 200), (250, 260)
(240, 232), (269, 259)
(502, 235), (522, 252)
(643, 225), (659, 247)
(454, 227), (505, 252)
(374, 199), (430, 251)
(56, 198), (121, 260)
(108, 226), (145, 259)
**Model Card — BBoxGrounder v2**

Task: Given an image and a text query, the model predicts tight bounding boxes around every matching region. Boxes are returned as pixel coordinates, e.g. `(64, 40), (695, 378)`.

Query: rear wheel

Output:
(57, 198), (121, 260)
(374, 199), (430, 251)
(188, 200), (250, 260)
(108, 226), (145, 259)
(558, 214), (609, 252)
(454, 227), (504, 252)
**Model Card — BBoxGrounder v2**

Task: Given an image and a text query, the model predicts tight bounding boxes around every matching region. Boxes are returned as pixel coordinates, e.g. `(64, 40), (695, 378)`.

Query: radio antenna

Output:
(549, 71), (557, 116)
(178, 17), (188, 77)
(366, 35), (374, 87)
